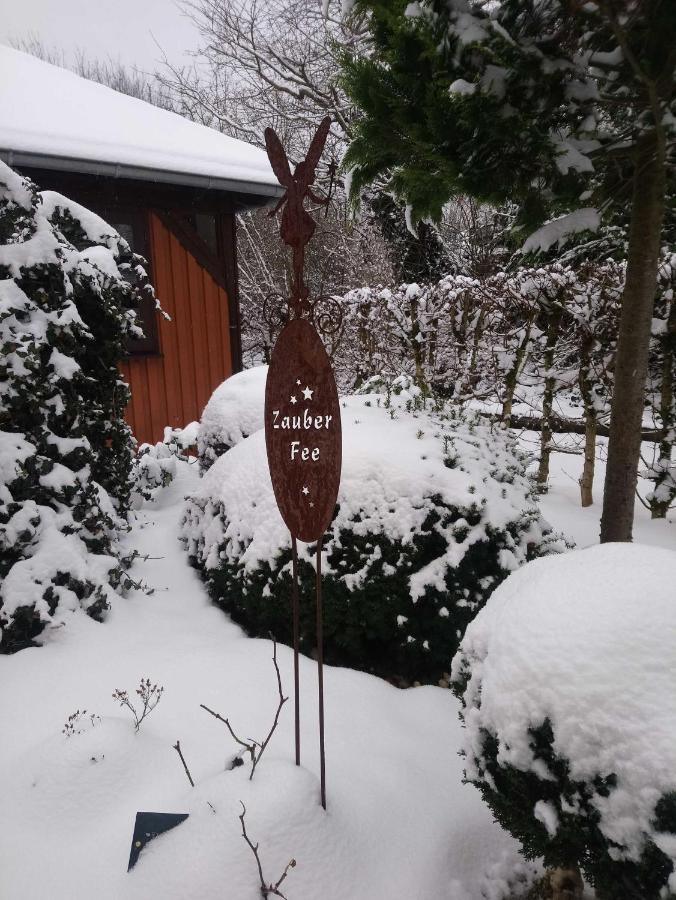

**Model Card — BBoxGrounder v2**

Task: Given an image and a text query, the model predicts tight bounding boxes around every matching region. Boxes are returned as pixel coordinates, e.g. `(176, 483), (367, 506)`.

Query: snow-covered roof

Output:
(0, 45), (282, 199)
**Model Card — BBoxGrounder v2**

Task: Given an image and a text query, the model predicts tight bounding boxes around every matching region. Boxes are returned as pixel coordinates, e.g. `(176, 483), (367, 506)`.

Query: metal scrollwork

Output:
(308, 294), (344, 349)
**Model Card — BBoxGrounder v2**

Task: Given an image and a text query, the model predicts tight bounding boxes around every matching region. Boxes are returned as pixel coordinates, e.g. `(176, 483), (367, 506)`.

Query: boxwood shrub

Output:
(182, 395), (565, 684)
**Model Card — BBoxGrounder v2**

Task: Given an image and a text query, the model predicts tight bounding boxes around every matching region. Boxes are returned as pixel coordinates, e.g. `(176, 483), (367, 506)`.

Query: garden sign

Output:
(264, 117), (342, 810)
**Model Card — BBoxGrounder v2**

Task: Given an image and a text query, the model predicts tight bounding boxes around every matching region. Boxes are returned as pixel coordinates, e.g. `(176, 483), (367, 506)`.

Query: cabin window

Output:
(194, 212), (219, 256)
(103, 210), (160, 356)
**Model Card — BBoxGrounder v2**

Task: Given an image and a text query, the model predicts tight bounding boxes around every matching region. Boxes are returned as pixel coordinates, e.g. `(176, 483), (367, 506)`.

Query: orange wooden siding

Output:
(119, 212), (233, 445)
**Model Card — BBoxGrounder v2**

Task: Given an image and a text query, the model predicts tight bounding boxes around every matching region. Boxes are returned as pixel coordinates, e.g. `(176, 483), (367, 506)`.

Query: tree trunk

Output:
(501, 324), (533, 427)
(580, 412), (596, 508)
(547, 866), (584, 900)
(600, 131), (666, 542)
(409, 297), (428, 393)
(537, 309), (562, 487)
(578, 332), (596, 507)
(467, 307), (486, 392)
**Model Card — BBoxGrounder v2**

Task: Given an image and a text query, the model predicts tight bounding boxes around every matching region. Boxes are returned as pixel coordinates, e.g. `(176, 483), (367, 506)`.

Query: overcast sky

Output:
(0, 0), (200, 69)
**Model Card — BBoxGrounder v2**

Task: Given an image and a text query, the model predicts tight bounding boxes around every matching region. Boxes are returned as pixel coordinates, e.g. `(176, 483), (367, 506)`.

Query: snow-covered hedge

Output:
(132, 422), (199, 506)
(0, 162), (149, 652)
(182, 392), (565, 683)
(452, 544), (676, 900)
(197, 365), (268, 473)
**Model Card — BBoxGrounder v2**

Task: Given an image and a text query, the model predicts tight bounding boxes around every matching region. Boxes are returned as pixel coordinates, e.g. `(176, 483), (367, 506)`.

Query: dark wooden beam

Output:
(18, 166), (275, 215)
(217, 212), (243, 374)
(477, 411), (662, 443)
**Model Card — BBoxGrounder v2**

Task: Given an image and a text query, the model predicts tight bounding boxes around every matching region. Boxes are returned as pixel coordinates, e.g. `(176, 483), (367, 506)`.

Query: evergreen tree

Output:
(341, 0), (676, 541)
(0, 163), (149, 652)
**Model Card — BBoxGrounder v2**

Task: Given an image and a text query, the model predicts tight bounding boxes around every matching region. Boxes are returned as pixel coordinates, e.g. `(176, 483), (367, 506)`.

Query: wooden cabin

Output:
(0, 45), (282, 444)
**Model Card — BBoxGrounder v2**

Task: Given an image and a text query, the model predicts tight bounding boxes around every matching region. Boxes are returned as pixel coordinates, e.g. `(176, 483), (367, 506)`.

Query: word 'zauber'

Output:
(272, 409), (333, 431)
(272, 407), (333, 461)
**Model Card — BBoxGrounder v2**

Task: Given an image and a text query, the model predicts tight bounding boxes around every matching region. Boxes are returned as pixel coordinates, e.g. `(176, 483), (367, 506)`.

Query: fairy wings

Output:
(264, 116), (332, 216)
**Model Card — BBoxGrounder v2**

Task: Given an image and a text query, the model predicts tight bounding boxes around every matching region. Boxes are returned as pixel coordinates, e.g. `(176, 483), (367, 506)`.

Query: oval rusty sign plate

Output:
(265, 319), (342, 543)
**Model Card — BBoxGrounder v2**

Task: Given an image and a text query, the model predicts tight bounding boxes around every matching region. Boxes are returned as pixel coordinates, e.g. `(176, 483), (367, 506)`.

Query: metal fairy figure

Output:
(264, 116), (332, 314)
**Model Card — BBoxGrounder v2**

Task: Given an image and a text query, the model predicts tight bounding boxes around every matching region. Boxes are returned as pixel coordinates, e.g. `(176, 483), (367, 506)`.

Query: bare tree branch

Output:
(239, 802), (297, 899)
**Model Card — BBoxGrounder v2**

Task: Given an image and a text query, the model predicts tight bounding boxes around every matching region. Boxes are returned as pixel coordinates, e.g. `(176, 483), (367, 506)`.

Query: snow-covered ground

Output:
(529, 433), (676, 550)
(0, 462), (534, 900)
(0, 440), (673, 900)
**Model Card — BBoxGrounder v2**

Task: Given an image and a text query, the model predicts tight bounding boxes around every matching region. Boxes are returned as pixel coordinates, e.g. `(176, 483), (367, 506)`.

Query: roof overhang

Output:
(0, 147), (284, 202)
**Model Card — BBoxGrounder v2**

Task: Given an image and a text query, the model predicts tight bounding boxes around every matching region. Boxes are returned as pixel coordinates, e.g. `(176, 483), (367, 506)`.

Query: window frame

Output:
(96, 206), (160, 357)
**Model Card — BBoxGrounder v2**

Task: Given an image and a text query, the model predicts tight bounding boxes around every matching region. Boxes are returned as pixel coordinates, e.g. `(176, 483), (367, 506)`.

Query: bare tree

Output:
(160, 0), (456, 284)
(159, 0), (365, 162)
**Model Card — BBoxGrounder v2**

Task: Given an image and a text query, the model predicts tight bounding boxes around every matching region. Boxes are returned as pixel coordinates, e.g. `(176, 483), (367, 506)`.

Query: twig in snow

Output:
(199, 704), (257, 767)
(200, 638), (288, 780)
(239, 802), (297, 899)
(172, 740), (195, 787)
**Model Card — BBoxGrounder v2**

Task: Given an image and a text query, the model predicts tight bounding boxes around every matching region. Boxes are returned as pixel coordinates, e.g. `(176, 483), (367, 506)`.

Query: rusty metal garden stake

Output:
(263, 116), (341, 810)
(291, 536), (301, 767)
(315, 538), (326, 809)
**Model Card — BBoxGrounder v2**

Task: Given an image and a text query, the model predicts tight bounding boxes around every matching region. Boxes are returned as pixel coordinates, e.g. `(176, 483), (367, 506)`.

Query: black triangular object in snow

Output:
(127, 811), (189, 871)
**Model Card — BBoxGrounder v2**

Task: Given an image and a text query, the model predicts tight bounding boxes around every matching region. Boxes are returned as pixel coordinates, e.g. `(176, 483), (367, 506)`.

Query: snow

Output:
(0, 45), (280, 195)
(450, 79), (477, 96)
(186, 394), (559, 598)
(0, 155), (33, 208)
(49, 347), (81, 380)
(0, 208), (62, 275)
(0, 430), (34, 485)
(521, 208), (601, 254)
(40, 191), (125, 250)
(452, 542), (676, 876)
(552, 136), (596, 174)
(0, 461), (532, 900)
(197, 365), (269, 469)
(534, 801), (559, 838)
(531, 433), (676, 552)
(170, 421), (199, 449)
(0, 513), (118, 623)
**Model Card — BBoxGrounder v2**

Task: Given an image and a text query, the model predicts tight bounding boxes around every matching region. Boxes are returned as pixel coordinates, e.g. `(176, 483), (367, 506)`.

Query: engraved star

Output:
(290, 395), (297, 405)
(296, 379), (302, 385)
(302, 386), (314, 401)
(302, 486), (309, 496)
(309, 501), (314, 508)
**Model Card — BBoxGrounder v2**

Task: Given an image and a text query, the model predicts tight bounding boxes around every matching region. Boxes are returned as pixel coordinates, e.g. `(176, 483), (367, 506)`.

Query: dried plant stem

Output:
(199, 704), (257, 766)
(200, 639), (288, 781)
(172, 740), (195, 788)
(239, 802), (296, 899)
(250, 639), (287, 779)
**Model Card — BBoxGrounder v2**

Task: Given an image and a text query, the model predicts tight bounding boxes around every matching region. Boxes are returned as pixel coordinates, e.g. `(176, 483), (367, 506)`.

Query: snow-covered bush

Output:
(0, 162), (149, 652)
(452, 544), (676, 900)
(182, 393), (565, 683)
(643, 250), (676, 519)
(132, 422), (198, 505)
(197, 365), (268, 473)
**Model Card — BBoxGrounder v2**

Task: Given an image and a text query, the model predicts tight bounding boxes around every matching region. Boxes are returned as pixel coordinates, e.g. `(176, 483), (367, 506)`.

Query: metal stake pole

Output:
(316, 538), (326, 810)
(291, 535), (301, 767)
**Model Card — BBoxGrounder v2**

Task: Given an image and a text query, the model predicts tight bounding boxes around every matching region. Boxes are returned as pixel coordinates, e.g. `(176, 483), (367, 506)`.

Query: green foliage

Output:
(454, 717), (675, 900)
(191, 497), (554, 685)
(184, 399), (565, 685)
(0, 163), (147, 652)
(341, 0), (676, 239)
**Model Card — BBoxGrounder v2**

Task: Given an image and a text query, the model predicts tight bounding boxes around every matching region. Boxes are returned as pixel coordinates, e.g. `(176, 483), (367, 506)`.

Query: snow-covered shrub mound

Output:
(0, 162), (150, 652)
(197, 365), (268, 473)
(132, 422), (199, 506)
(182, 394), (565, 683)
(452, 543), (676, 900)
